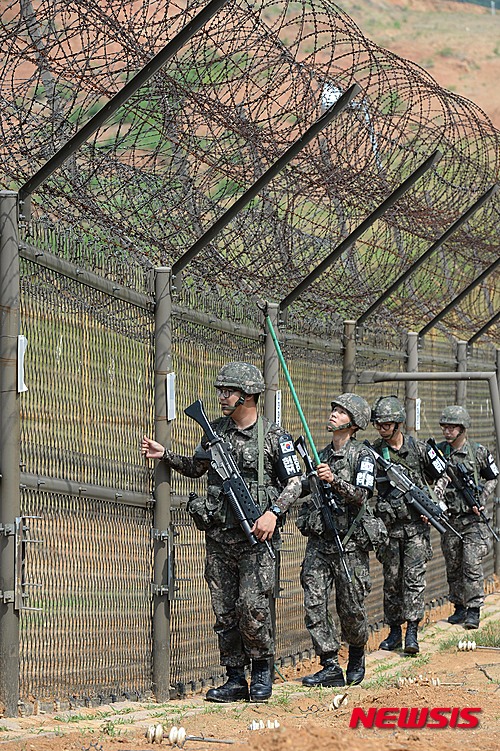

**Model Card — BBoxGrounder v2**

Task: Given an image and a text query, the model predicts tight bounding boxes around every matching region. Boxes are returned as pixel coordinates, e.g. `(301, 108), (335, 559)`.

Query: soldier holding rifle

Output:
(434, 405), (499, 630)
(369, 396), (446, 655)
(296, 393), (384, 688)
(142, 362), (301, 703)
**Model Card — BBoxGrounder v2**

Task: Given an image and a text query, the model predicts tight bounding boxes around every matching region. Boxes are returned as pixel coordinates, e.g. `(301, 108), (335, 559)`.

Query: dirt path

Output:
(1, 591), (499, 751)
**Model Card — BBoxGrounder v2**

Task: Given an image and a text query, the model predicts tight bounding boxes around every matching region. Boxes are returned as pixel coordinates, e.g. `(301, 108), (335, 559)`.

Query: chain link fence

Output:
(0, 0), (499, 715)
(8, 219), (496, 709)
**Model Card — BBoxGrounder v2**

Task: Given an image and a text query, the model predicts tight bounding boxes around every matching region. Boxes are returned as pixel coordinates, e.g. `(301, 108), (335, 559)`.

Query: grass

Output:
(363, 652), (431, 690)
(269, 691), (294, 708)
(438, 46), (456, 58)
(54, 713), (91, 723)
(99, 717), (130, 736)
(438, 619), (500, 652)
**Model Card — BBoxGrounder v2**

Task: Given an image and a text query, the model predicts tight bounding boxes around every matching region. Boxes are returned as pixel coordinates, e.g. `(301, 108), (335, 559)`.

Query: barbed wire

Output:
(1, 0), (499, 343)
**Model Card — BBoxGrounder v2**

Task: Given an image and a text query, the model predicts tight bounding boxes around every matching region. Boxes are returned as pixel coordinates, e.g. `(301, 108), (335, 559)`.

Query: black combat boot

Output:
(346, 646), (365, 685)
(463, 607), (480, 630)
(447, 604), (467, 624)
(379, 625), (402, 651)
(206, 667), (249, 702)
(302, 655), (345, 687)
(404, 620), (419, 654)
(250, 659), (273, 702)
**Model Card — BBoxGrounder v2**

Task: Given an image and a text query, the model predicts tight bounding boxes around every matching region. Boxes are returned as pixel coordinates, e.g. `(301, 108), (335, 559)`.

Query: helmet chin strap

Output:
(222, 394), (246, 414)
(327, 421), (353, 432)
(390, 423), (400, 439)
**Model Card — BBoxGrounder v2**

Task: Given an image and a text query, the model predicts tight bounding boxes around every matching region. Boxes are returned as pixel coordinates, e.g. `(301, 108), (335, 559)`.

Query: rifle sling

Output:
(342, 503), (367, 547)
(219, 415), (267, 508)
(258, 415), (265, 505)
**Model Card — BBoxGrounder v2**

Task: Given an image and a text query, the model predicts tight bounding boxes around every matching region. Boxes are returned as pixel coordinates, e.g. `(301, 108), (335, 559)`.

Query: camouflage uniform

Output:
(297, 438), (378, 654)
(437, 438), (497, 611)
(164, 414), (301, 666)
(372, 434), (434, 625)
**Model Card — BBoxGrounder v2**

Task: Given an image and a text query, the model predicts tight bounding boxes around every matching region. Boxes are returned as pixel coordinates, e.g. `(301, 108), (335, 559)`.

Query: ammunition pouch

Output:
(186, 492), (220, 531)
(358, 513), (389, 556)
(295, 503), (326, 538)
(377, 488), (410, 523)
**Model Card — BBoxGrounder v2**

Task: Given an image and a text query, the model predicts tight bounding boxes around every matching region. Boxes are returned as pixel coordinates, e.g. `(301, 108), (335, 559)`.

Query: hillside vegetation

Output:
(338, 0), (500, 128)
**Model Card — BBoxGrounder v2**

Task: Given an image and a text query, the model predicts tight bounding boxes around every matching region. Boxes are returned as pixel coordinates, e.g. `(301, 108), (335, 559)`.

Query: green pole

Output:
(265, 315), (320, 465)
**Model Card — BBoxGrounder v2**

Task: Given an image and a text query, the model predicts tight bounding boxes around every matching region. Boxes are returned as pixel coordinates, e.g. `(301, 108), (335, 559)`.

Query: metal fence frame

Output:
(1, 195), (499, 714)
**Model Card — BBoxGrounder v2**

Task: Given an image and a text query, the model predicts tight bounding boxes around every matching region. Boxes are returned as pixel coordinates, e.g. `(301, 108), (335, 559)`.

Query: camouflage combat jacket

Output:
(372, 434), (433, 531)
(296, 438), (386, 554)
(193, 415), (300, 532)
(436, 439), (498, 518)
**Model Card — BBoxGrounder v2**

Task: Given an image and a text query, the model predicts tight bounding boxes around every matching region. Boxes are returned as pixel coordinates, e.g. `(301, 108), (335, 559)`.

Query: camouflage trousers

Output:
(300, 536), (371, 656)
(381, 528), (432, 625)
(440, 517), (493, 609)
(204, 534), (275, 667)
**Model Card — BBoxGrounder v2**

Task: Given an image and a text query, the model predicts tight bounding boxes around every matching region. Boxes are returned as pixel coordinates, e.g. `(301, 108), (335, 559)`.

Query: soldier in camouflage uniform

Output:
(436, 406), (498, 630)
(370, 396), (436, 655)
(297, 393), (383, 687)
(142, 362), (302, 702)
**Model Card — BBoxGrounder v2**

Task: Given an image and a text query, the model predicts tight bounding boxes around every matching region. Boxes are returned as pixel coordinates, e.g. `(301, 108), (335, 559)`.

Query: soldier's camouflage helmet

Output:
(331, 393), (371, 430)
(214, 362), (265, 394)
(371, 395), (406, 424)
(439, 405), (471, 429)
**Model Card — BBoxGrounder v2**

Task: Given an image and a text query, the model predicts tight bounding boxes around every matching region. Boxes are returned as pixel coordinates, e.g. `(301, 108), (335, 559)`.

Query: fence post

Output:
(0, 191), (21, 716)
(456, 340), (468, 404)
(152, 267), (173, 702)
(342, 320), (357, 392)
(495, 349), (500, 576)
(406, 332), (419, 438)
(263, 303), (281, 665)
(264, 304), (280, 424)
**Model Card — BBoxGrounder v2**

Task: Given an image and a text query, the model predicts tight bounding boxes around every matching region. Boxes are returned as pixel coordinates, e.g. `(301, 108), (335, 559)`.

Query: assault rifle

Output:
(427, 439), (499, 542)
(294, 435), (352, 582)
(184, 399), (275, 559)
(365, 442), (463, 541)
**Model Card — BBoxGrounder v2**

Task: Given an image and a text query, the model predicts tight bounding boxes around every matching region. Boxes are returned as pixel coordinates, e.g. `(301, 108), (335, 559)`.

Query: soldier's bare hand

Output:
(317, 463), (334, 484)
(142, 435), (165, 460)
(251, 511), (277, 542)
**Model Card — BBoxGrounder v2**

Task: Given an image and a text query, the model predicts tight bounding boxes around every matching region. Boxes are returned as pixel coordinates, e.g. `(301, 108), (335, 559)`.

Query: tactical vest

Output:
(318, 441), (364, 538)
(437, 439), (479, 516)
(205, 416), (279, 528)
(373, 435), (426, 524)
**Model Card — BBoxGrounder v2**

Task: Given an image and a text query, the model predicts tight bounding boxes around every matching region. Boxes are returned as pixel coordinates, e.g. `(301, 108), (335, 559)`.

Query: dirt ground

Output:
(339, 0), (500, 129)
(1, 591), (499, 751)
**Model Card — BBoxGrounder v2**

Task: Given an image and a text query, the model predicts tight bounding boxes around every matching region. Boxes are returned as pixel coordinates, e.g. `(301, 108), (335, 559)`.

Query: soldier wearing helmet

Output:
(436, 405), (498, 630)
(297, 393), (384, 688)
(142, 362), (302, 702)
(370, 395), (437, 656)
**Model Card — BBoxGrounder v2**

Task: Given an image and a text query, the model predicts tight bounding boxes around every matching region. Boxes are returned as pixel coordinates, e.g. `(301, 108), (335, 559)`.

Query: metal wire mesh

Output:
(15, 242), (497, 704)
(1, 0), (499, 344)
(3, 0), (499, 705)
(20, 253), (154, 493)
(20, 489), (154, 705)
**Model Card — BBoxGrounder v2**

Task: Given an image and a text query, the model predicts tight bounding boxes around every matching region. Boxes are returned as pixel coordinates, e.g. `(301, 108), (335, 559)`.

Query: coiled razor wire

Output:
(1, 0), (499, 342)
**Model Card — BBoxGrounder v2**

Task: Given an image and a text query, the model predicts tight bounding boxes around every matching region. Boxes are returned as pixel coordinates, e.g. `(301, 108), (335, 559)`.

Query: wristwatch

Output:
(269, 504), (283, 518)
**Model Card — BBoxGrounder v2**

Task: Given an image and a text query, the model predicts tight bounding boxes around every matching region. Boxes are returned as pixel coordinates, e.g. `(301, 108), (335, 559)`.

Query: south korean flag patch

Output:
(277, 433), (302, 480)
